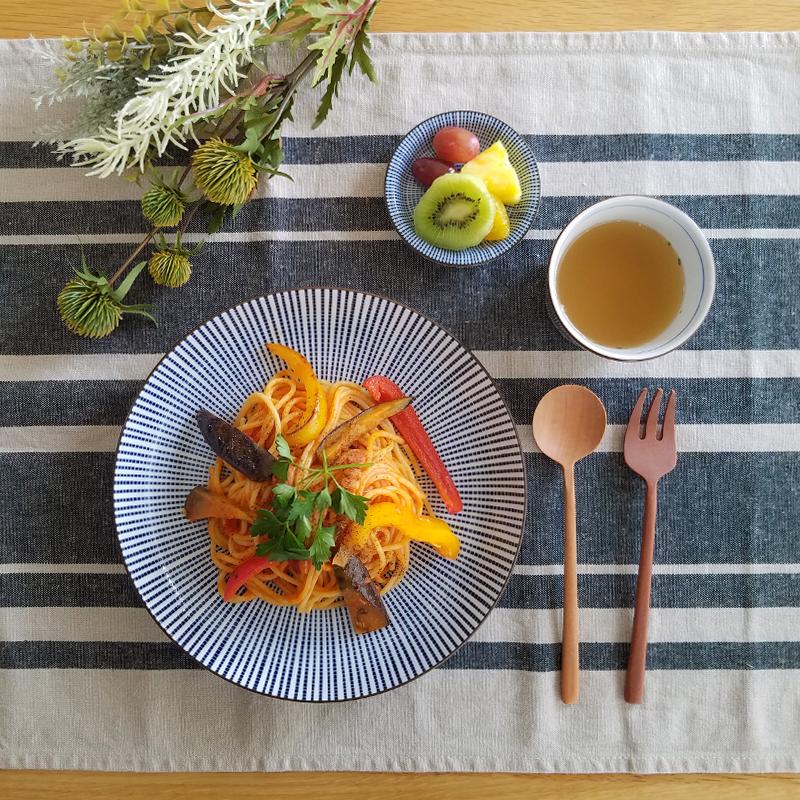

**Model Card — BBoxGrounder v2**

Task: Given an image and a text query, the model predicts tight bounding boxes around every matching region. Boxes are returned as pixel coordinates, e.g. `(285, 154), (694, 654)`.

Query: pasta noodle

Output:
(205, 373), (430, 612)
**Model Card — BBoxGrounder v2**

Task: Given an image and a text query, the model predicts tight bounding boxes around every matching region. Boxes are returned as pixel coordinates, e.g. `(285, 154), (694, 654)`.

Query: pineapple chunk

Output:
(461, 141), (522, 205)
(484, 196), (511, 241)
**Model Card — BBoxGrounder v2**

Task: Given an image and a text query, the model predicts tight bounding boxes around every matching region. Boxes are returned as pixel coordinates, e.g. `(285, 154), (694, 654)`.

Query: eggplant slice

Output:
(334, 555), (390, 634)
(196, 409), (275, 481)
(184, 486), (253, 522)
(317, 396), (411, 464)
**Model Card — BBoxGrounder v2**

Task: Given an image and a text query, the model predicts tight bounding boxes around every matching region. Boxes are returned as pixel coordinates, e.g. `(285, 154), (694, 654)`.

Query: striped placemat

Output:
(1, 31), (799, 772)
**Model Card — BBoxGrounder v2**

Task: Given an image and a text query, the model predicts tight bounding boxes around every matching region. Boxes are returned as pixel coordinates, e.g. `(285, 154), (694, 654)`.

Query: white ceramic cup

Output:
(547, 195), (715, 361)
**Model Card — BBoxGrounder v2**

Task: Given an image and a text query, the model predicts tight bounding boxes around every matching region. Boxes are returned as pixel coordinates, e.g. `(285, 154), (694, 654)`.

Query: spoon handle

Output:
(561, 464), (580, 704)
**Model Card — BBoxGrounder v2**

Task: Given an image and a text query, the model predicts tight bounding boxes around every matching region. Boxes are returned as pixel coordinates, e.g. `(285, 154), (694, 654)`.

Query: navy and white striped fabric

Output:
(1, 32), (799, 771)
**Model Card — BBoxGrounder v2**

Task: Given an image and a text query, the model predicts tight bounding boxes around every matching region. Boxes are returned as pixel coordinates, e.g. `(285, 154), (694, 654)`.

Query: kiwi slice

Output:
(413, 173), (495, 250)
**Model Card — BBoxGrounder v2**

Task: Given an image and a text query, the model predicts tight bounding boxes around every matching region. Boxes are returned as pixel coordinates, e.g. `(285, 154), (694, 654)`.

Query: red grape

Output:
(412, 158), (453, 187)
(432, 126), (481, 164)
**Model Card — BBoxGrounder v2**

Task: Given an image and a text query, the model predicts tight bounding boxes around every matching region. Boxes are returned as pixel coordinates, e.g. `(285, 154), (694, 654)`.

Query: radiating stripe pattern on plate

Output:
(113, 289), (526, 699)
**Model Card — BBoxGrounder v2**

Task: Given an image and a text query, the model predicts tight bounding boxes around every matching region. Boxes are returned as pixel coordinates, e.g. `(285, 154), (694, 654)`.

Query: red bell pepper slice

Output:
(363, 375), (463, 514)
(223, 555), (272, 601)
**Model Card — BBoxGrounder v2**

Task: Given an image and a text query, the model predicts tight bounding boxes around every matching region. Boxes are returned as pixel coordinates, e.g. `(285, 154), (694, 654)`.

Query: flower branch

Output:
(35, 0), (380, 338)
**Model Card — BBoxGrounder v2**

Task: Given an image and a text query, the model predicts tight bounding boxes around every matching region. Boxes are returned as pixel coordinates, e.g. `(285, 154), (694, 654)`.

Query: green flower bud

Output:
(57, 259), (155, 339)
(191, 137), (258, 206)
(141, 183), (186, 227)
(148, 246), (192, 288)
(57, 276), (123, 338)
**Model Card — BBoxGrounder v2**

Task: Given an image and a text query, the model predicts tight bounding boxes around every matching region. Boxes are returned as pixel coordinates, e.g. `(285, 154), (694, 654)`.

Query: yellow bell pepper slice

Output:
(347, 501), (460, 560)
(267, 343), (328, 447)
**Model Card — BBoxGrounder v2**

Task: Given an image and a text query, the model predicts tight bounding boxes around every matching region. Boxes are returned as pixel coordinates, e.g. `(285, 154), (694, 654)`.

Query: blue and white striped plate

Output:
(385, 110), (541, 266)
(114, 289), (526, 701)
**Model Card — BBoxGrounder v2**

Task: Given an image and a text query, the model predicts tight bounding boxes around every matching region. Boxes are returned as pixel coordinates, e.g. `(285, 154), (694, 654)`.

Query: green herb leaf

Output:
(295, 513), (312, 541)
(275, 434), (292, 460)
(253, 507), (311, 562)
(314, 486), (331, 512)
(309, 524), (337, 570)
(256, 539), (309, 562)
(251, 508), (286, 539)
(332, 486), (368, 524)
(287, 489), (316, 525)
(271, 458), (290, 482)
(272, 482), (296, 508)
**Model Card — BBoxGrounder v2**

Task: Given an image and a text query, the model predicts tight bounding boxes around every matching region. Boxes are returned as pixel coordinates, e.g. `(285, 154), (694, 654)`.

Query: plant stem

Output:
(109, 228), (158, 285)
(177, 200), (203, 235)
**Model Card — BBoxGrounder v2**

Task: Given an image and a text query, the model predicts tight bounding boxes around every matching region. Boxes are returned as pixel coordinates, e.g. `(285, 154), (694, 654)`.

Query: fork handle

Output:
(561, 464), (580, 704)
(625, 479), (658, 704)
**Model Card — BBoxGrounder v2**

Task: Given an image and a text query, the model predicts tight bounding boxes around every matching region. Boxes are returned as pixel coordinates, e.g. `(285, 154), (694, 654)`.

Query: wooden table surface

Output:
(1, 0), (798, 797)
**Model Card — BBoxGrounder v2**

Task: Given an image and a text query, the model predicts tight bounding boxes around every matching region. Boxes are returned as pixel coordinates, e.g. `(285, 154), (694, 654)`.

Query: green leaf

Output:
(275, 434), (292, 460)
(131, 24), (148, 44)
(314, 486), (331, 512)
(309, 524), (336, 570)
(312, 50), (347, 129)
(287, 490), (315, 525)
(332, 486), (368, 524)
(349, 27), (376, 81)
(302, 1), (342, 21)
(289, 19), (316, 49)
(262, 138), (284, 170)
(272, 483), (296, 508)
(287, 523), (312, 552)
(295, 513), (312, 541)
(256, 539), (309, 562)
(112, 260), (148, 301)
(233, 137), (262, 155)
(271, 459), (290, 482)
(251, 508), (285, 539)
(206, 203), (228, 235)
(119, 304), (157, 325)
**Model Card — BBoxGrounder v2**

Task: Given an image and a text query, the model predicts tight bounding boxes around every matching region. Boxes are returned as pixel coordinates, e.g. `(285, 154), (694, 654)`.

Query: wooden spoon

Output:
(532, 385), (607, 704)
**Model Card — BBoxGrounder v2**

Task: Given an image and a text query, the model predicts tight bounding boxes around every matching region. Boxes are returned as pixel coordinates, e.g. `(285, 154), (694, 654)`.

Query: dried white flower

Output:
(55, 1), (286, 177)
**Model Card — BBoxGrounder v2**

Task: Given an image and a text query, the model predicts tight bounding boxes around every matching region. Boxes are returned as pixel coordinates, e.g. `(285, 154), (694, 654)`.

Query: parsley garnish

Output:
(251, 435), (370, 570)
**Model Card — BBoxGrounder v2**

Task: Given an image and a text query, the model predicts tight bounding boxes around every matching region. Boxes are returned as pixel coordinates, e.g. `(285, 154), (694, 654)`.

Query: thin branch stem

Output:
(177, 200), (203, 234)
(109, 228), (158, 285)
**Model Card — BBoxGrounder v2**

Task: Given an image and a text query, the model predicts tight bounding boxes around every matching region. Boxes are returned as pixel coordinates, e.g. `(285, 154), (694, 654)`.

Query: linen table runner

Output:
(1, 31), (799, 772)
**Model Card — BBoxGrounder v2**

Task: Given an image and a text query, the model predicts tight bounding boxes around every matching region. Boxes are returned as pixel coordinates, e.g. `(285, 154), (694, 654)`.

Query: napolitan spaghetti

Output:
(184, 342), (462, 634)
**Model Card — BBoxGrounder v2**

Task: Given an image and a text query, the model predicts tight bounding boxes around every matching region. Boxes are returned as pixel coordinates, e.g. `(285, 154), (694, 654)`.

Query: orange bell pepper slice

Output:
(267, 343), (328, 447)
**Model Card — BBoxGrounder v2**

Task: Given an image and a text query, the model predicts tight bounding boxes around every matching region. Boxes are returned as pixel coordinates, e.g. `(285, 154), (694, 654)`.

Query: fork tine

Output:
(626, 388), (649, 443)
(645, 387), (664, 439)
(661, 389), (677, 443)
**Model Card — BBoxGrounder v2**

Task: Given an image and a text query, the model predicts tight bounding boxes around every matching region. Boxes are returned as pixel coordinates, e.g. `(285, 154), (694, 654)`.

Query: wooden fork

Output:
(623, 388), (678, 704)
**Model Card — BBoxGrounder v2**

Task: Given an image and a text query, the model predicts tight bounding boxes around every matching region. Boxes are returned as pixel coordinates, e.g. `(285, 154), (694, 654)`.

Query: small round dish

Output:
(113, 288), (526, 701)
(385, 110), (541, 266)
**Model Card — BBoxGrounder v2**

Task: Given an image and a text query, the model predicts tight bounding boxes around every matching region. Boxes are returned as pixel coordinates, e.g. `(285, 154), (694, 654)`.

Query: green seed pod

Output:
(57, 276), (123, 339)
(57, 260), (155, 339)
(141, 183), (186, 227)
(148, 246), (192, 288)
(191, 137), (258, 206)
